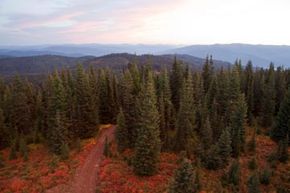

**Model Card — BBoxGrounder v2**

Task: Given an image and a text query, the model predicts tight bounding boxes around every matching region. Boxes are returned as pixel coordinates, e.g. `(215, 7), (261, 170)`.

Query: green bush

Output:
(260, 168), (271, 185)
(248, 157), (257, 170)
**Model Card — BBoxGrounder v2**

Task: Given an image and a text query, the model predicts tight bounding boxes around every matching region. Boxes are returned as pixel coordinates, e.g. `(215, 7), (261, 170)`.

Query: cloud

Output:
(1, 0), (290, 45)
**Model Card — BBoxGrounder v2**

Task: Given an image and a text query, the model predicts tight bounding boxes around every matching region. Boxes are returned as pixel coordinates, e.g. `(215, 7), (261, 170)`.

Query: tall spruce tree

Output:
(175, 73), (196, 153)
(170, 56), (184, 112)
(202, 55), (214, 94)
(230, 94), (247, 157)
(244, 61), (254, 125)
(262, 63), (276, 127)
(47, 73), (68, 155)
(115, 108), (128, 152)
(133, 71), (160, 176)
(75, 64), (98, 138)
(158, 68), (175, 149)
(169, 158), (195, 193)
(217, 127), (232, 165)
(272, 87), (290, 142)
(120, 70), (138, 147)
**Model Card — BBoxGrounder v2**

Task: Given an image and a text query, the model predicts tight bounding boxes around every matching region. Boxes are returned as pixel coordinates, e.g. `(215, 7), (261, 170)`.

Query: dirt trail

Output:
(46, 125), (115, 193)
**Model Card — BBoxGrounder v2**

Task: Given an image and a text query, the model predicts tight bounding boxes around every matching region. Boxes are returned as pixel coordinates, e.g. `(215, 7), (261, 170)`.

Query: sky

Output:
(0, 0), (290, 45)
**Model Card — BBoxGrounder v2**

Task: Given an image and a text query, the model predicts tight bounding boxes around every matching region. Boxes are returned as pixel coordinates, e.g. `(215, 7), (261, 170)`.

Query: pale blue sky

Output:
(0, 0), (290, 45)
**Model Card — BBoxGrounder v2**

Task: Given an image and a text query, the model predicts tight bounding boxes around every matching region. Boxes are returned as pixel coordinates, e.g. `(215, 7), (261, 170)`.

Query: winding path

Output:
(46, 125), (116, 193)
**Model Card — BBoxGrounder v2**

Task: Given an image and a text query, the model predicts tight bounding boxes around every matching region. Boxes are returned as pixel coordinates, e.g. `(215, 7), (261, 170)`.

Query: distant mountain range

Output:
(0, 43), (290, 68)
(164, 44), (290, 68)
(0, 53), (231, 77)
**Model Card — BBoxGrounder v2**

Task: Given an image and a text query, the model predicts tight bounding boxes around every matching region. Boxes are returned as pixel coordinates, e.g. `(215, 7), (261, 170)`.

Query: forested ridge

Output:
(0, 56), (289, 192)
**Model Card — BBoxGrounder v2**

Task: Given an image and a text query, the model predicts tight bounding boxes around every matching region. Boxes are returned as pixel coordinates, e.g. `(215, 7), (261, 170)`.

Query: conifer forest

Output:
(0, 55), (289, 193)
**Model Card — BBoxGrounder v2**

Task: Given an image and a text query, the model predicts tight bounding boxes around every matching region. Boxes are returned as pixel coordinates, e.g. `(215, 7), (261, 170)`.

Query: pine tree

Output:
(201, 116), (213, 149)
(9, 77), (31, 135)
(175, 74), (196, 153)
(75, 64), (98, 137)
(158, 68), (174, 150)
(98, 69), (109, 123)
(247, 172), (261, 193)
(133, 71), (160, 176)
(115, 108), (128, 152)
(262, 63), (276, 127)
(47, 73), (68, 155)
(217, 127), (232, 165)
(120, 70), (138, 147)
(272, 87), (290, 142)
(49, 111), (68, 155)
(230, 94), (247, 157)
(169, 158), (195, 193)
(275, 66), (286, 114)
(202, 55), (214, 94)
(170, 56), (184, 111)
(228, 160), (241, 186)
(244, 61), (255, 125)
(204, 144), (222, 170)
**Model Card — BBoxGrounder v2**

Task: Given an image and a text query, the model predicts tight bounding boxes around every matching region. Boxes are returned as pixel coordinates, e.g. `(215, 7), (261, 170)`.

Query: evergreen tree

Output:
(262, 63), (276, 127)
(47, 73), (68, 155)
(202, 55), (214, 94)
(49, 111), (68, 155)
(120, 70), (138, 147)
(9, 77), (31, 135)
(169, 158), (195, 193)
(204, 144), (222, 170)
(115, 108), (128, 152)
(217, 127), (232, 165)
(201, 116), (213, 149)
(247, 172), (261, 193)
(275, 66), (286, 114)
(175, 74), (196, 153)
(272, 87), (290, 142)
(230, 94), (247, 157)
(133, 71), (160, 176)
(228, 160), (241, 186)
(75, 64), (98, 137)
(244, 61), (254, 125)
(170, 56), (184, 111)
(98, 69), (110, 123)
(158, 69), (175, 149)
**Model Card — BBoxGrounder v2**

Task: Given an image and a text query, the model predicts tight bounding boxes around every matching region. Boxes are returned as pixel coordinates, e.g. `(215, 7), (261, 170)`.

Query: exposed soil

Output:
(46, 125), (116, 193)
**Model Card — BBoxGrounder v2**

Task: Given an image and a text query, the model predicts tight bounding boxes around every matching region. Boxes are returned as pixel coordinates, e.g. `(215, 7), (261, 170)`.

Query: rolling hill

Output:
(0, 53), (231, 77)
